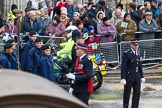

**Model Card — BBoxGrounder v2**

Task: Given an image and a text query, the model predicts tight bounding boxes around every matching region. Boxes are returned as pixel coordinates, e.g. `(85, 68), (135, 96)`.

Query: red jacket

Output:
(85, 34), (99, 53)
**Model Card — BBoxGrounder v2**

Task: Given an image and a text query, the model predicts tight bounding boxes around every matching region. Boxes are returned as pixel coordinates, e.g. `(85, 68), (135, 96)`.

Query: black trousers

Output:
(123, 81), (141, 108)
(73, 92), (90, 105)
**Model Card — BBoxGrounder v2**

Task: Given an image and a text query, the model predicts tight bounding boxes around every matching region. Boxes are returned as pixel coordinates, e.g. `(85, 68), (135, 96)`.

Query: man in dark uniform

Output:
(71, 29), (85, 73)
(66, 43), (93, 105)
(120, 38), (145, 108)
(26, 37), (43, 75)
(40, 44), (56, 83)
(0, 43), (13, 69)
(6, 39), (18, 70)
(21, 31), (38, 71)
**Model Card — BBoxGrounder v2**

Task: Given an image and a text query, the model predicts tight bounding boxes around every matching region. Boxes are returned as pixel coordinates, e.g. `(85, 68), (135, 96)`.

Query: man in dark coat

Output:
(6, 39), (17, 70)
(120, 38), (145, 108)
(40, 44), (56, 82)
(71, 29), (85, 73)
(21, 11), (42, 42)
(66, 43), (93, 105)
(26, 37), (43, 75)
(0, 43), (13, 69)
(21, 31), (38, 71)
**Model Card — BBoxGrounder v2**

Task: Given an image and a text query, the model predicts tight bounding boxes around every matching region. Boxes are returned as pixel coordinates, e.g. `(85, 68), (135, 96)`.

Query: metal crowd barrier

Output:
(1, 31), (162, 69)
(95, 41), (119, 65)
(120, 39), (162, 60)
(120, 30), (162, 67)
(19, 34), (67, 47)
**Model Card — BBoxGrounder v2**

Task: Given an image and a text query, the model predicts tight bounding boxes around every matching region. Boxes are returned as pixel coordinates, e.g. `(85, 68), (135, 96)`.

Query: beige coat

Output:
(116, 20), (137, 41)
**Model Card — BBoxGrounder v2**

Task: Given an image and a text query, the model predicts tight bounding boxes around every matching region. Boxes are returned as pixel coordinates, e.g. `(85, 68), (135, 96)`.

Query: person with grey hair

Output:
(65, 0), (77, 21)
(111, 8), (123, 27)
(139, 11), (159, 40)
(22, 10), (42, 41)
(38, 8), (52, 35)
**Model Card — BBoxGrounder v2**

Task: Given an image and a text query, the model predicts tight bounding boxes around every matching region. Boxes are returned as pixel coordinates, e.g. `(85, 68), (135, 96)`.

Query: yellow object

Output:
(57, 38), (74, 59)
(158, 66), (162, 70)
(99, 64), (107, 75)
(9, 10), (17, 19)
(89, 55), (107, 76)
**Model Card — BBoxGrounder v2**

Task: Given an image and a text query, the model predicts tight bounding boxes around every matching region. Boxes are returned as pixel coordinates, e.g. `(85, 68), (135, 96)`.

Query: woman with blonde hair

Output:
(0, 18), (18, 36)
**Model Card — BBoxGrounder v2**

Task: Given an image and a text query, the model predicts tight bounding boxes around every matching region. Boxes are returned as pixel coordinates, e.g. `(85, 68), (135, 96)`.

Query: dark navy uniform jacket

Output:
(40, 54), (56, 82)
(0, 52), (12, 69)
(11, 50), (18, 70)
(26, 47), (42, 75)
(21, 39), (35, 71)
(71, 43), (77, 72)
(73, 55), (93, 93)
(121, 49), (144, 82)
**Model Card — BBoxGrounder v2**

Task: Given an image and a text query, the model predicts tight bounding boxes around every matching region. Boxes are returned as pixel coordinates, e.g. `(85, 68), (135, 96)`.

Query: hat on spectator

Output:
(35, 37), (43, 43)
(88, 26), (94, 31)
(130, 38), (139, 46)
(4, 43), (13, 49)
(145, 11), (153, 15)
(103, 16), (111, 22)
(74, 12), (80, 16)
(11, 4), (18, 10)
(30, 31), (39, 37)
(61, 10), (67, 15)
(6, 39), (15, 44)
(60, 7), (67, 12)
(76, 43), (88, 50)
(42, 44), (51, 50)
(72, 29), (84, 40)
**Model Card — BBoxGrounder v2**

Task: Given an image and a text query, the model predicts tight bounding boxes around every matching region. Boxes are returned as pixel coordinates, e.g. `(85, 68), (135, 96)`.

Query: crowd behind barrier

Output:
(1, 30), (162, 69)
(1, 0), (162, 69)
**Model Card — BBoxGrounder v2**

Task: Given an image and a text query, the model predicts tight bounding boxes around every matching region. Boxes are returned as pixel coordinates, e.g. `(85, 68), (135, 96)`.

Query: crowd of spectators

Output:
(0, 0), (162, 43)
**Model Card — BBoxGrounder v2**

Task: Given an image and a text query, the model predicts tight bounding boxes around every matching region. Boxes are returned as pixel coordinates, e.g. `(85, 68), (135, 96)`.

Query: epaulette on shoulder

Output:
(124, 49), (130, 53)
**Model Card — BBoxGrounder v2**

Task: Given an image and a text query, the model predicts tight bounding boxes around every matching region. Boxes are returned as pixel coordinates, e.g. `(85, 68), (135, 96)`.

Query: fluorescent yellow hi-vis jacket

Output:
(9, 10), (17, 19)
(57, 38), (74, 59)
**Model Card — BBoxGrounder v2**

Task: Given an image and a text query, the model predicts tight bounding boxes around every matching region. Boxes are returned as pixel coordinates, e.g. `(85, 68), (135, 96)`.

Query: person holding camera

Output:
(97, 16), (117, 45)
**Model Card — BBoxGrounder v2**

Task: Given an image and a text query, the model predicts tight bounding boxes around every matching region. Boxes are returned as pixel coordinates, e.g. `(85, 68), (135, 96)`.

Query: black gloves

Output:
(106, 32), (110, 37)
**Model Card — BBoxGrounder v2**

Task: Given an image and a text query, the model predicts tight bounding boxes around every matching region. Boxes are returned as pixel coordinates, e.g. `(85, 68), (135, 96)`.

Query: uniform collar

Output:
(80, 54), (86, 60)
(131, 48), (137, 55)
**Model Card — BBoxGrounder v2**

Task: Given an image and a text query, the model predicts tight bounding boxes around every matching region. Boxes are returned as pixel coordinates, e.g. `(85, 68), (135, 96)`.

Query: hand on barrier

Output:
(66, 73), (75, 80)
(120, 79), (126, 85)
(141, 78), (145, 83)
(69, 87), (73, 94)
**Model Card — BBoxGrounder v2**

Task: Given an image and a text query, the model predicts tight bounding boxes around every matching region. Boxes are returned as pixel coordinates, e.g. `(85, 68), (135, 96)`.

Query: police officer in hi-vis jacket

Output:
(120, 38), (145, 108)
(66, 43), (93, 105)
